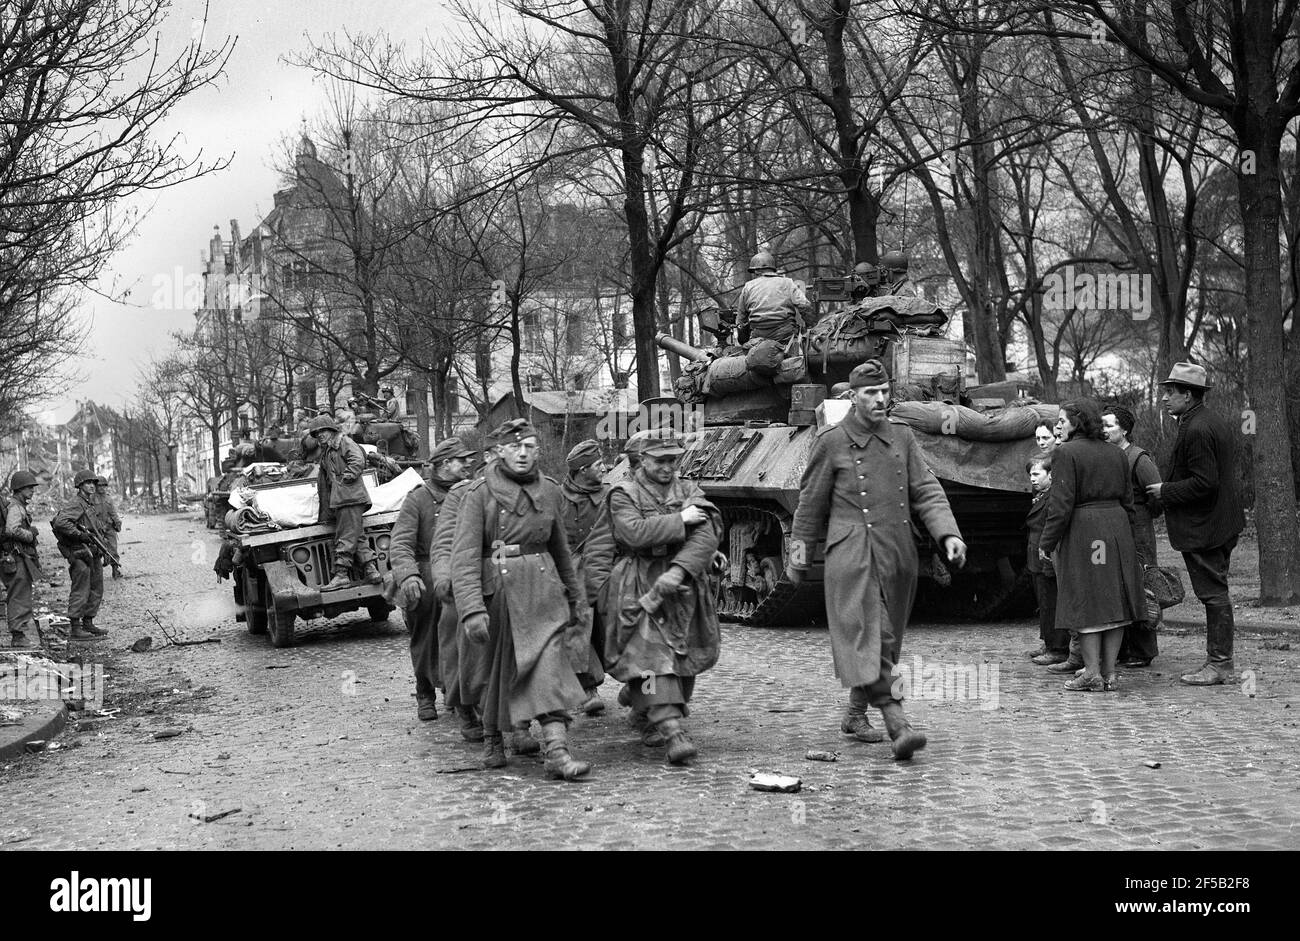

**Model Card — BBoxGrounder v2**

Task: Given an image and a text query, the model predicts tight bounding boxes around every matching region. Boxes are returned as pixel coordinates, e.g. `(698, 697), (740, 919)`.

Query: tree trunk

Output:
(824, 0), (878, 263)
(1238, 131), (1300, 604)
(411, 368), (430, 457)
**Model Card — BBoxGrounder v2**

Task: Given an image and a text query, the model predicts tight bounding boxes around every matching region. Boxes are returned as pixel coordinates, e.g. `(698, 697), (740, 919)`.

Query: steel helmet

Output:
(880, 250), (909, 271)
(747, 251), (777, 273)
(308, 414), (342, 434)
(9, 470), (38, 491)
(853, 261), (878, 278)
(73, 469), (99, 487)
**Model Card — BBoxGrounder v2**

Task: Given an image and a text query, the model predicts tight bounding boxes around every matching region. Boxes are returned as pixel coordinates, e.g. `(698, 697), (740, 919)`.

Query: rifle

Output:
(77, 524), (121, 569)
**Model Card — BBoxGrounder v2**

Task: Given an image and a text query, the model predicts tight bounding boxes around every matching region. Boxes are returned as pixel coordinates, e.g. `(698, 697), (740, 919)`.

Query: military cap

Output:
(848, 359), (890, 389)
(1158, 361), (1210, 389)
(490, 418), (539, 444)
(566, 439), (603, 470)
(9, 470), (38, 491)
(73, 469), (99, 487)
(429, 436), (478, 464)
(639, 428), (686, 457)
(623, 430), (653, 454)
(95, 477), (110, 487)
(308, 414), (341, 434)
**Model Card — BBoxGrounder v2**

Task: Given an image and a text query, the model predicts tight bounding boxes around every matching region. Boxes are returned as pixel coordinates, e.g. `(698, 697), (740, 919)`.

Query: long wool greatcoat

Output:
(430, 479), (478, 706)
(388, 478), (452, 666)
(1039, 437), (1144, 630)
(790, 410), (960, 688)
(560, 476), (609, 677)
(1159, 402), (1245, 552)
(450, 464), (584, 721)
(595, 471), (723, 682)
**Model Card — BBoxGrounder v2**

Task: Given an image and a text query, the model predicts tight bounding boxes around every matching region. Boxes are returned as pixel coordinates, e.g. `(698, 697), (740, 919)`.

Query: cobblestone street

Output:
(3, 510), (1298, 851)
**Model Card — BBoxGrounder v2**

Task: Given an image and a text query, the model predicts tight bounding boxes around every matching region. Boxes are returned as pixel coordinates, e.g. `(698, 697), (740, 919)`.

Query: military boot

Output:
(841, 711), (885, 743)
(8, 631), (36, 649)
(481, 731), (507, 769)
(457, 705), (485, 742)
(508, 724), (540, 756)
(540, 720), (591, 781)
(83, 616), (108, 636)
(111, 565), (123, 580)
(416, 693), (438, 721)
(878, 701), (927, 761)
(580, 688), (606, 716)
(362, 560), (382, 585)
(322, 567), (352, 591)
(68, 619), (99, 641)
(657, 717), (698, 765)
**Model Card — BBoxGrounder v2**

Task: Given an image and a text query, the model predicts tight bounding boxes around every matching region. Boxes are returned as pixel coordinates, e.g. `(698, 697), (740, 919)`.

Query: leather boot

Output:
(632, 710), (664, 745)
(580, 688), (606, 715)
(1181, 603), (1235, 685)
(457, 705), (485, 742)
(840, 711), (885, 743)
(617, 684), (632, 708)
(83, 616), (108, 636)
(508, 724), (540, 756)
(540, 720), (590, 780)
(8, 631), (35, 649)
(362, 560), (382, 585)
(68, 619), (99, 641)
(416, 692), (438, 721)
(878, 701), (927, 760)
(481, 731), (507, 769)
(322, 567), (352, 591)
(657, 717), (697, 765)
(111, 566), (123, 579)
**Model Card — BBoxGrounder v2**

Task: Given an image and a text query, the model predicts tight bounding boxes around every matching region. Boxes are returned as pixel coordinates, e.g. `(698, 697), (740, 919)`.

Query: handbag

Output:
(1143, 564), (1185, 621)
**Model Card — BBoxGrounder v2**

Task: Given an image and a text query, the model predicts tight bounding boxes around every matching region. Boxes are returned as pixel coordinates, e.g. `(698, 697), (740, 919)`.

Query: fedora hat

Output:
(1158, 362), (1210, 389)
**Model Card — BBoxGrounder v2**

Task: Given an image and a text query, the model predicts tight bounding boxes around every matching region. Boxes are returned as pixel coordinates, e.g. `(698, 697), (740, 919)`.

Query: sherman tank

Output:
(613, 290), (1058, 627)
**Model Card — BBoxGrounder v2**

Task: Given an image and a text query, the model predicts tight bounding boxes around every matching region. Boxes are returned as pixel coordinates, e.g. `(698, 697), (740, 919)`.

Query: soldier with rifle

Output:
(2, 471), (44, 648)
(94, 477), (123, 579)
(52, 469), (113, 640)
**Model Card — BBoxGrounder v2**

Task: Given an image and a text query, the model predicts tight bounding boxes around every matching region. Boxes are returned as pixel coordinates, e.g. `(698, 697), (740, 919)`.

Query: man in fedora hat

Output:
(389, 436), (478, 721)
(1148, 362), (1245, 686)
(789, 358), (966, 759)
(308, 414), (379, 591)
(52, 469), (110, 639)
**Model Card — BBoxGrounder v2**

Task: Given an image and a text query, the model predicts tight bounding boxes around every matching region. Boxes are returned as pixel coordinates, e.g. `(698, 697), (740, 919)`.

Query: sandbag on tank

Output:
(890, 401), (1059, 442)
(705, 355), (769, 394)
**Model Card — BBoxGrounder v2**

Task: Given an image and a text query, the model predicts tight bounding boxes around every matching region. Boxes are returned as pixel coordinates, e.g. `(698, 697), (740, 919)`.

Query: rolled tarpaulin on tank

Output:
(705, 355), (769, 395)
(889, 402), (1059, 442)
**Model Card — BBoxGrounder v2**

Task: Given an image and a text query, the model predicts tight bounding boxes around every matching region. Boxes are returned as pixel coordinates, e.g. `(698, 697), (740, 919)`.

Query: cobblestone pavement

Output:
(2, 512), (1298, 850)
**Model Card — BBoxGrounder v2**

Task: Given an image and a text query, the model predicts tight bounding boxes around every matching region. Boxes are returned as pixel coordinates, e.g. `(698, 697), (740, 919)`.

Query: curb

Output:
(0, 701), (68, 762)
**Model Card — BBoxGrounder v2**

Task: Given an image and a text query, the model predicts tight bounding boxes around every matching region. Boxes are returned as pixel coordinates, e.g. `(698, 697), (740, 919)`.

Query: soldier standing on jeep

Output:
(308, 414), (380, 591)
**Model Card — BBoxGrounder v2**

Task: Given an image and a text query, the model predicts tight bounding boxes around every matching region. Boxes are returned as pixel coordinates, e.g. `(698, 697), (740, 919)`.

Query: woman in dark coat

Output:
(1039, 400), (1144, 691)
(1102, 405), (1164, 667)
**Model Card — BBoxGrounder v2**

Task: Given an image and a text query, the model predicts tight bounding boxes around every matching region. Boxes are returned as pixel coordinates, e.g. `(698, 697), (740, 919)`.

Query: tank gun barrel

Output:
(655, 332), (710, 362)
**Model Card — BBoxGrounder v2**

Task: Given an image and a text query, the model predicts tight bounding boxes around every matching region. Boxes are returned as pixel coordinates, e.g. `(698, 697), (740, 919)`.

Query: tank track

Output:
(725, 576), (826, 627)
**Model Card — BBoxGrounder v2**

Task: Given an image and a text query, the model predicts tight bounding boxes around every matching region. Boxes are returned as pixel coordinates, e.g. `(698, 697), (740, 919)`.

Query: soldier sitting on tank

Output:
(878, 250), (911, 294)
(735, 251), (815, 346)
(850, 261), (881, 302)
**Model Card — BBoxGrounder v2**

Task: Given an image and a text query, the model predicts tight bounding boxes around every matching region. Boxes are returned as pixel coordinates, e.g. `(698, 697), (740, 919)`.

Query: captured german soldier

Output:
(308, 414), (380, 590)
(596, 428), (724, 765)
(52, 469), (111, 640)
(559, 438), (609, 716)
(389, 436), (477, 722)
(450, 418), (590, 780)
(788, 359), (967, 760)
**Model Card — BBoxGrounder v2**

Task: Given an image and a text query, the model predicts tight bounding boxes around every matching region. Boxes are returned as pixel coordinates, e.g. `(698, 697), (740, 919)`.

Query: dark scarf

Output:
(499, 464), (539, 485)
(565, 474), (603, 494)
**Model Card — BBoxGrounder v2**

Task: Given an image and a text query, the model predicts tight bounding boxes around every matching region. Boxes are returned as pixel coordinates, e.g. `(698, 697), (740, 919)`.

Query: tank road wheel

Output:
(366, 600), (391, 624)
(267, 593), (297, 648)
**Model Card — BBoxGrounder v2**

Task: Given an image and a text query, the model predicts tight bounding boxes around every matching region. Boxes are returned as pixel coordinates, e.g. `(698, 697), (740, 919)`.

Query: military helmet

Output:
(747, 251), (777, 273)
(853, 261), (878, 278)
(308, 414), (342, 435)
(73, 469), (99, 487)
(880, 250), (909, 271)
(9, 470), (38, 491)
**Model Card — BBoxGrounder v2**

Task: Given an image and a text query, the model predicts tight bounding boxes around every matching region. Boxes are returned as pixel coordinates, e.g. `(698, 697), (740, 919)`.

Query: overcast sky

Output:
(44, 0), (453, 425)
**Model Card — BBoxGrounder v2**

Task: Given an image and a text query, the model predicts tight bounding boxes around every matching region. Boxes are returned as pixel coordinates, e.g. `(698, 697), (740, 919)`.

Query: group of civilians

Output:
(1023, 362), (1245, 691)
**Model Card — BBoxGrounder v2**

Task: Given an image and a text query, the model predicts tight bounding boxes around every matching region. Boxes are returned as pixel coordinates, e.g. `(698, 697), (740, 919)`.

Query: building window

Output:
(527, 373), (544, 392)
(522, 310), (540, 354)
(404, 388), (419, 416)
(615, 370), (630, 389)
(566, 312), (582, 354)
(572, 373), (587, 391)
(299, 385), (317, 410)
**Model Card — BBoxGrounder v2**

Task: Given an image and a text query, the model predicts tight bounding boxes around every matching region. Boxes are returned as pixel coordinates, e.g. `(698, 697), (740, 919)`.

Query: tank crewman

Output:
(788, 359), (967, 759)
(559, 439), (610, 716)
(596, 428), (724, 765)
(451, 418), (591, 779)
(94, 478), (123, 579)
(52, 469), (110, 640)
(850, 261), (881, 302)
(308, 414), (380, 591)
(389, 436), (477, 722)
(735, 251), (815, 345)
(2, 471), (44, 648)
(878, 250), (910, 294)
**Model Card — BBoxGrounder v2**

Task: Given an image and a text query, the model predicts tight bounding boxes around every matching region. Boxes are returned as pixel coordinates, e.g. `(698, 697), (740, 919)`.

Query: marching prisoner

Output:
(788, 359), (967, 759)
(559, 439), (610, 715)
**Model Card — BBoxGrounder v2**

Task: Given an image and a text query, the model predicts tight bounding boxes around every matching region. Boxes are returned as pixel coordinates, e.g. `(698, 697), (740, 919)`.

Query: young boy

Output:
(1025, 455), (1070, 665)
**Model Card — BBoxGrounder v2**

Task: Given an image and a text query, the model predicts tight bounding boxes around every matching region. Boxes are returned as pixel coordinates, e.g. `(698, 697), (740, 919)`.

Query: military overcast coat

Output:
(790, 410), (960, 688)
(389, 478), (453, 587)
(595, 471), (723, 682)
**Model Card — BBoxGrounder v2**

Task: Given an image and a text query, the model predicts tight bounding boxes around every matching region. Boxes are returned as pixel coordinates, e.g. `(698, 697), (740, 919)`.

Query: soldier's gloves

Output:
(341, 472), (359, 484)
(784, 566), (805, 586)
(433, 577), (453, 602)
(72, 548), (93, 563)
(464, 613), (490, 644)
(654, 565), (687, 595)
(398, 576), (424, 607)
